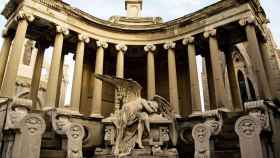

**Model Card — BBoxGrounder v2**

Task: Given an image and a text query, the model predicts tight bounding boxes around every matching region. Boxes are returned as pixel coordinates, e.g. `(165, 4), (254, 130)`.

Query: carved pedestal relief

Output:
(235, 115), (263, 158)
(66, 123), (85, 158)
(192, 123), (211, 158)
(51, 111), (85, 158)
(12, 114), (46, 158)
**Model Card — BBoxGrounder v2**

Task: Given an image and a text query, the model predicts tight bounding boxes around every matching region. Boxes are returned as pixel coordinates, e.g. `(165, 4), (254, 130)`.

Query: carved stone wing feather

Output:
(151, 95), (173, 119)
(95, 74), (142, 100)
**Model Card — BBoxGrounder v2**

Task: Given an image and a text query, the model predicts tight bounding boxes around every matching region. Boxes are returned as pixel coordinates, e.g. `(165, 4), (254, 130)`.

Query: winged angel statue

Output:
(95, 74), (176, 157)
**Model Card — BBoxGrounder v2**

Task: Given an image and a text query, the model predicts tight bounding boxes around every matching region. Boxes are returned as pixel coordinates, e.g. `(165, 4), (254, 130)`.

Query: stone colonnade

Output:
(0, 11), (272, 117)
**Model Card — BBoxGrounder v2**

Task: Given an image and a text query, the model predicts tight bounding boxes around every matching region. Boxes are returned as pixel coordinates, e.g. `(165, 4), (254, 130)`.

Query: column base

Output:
(90, 113), (104, 119)
(189, 111), (204, 117)
(174, 114), (182, 119)
(42, 106), (55, 111)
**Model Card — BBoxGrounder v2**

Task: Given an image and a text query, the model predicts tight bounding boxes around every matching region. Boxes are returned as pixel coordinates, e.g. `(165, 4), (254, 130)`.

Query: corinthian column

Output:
(70, 34), (90, 113)
(164, 42), (180, 116)
(144, 44), (156, 100)
(203, 28), (227, 110)
(45, 26), (69, 110)
(182, 36), (202, 114)
(115, 44), (127, 78)
(0, 28), (12, 88)
(91, 41), (108, 117)
(239, 16), (272, 100)
(0, 11), (34, 97)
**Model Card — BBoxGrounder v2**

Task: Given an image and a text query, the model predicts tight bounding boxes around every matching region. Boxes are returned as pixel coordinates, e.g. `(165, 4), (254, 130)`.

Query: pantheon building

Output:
(0, 0), (280, 158)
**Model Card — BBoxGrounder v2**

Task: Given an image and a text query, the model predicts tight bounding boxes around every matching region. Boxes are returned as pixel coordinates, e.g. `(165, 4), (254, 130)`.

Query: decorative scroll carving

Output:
(144, 44), (156, 52)
(239, 16), (257, 26)
(244, 100), (270, 130)
(5, 98), (32, 129)
(78, 34), (90, 43)
(235, 115), (263, 158)
(16, 10), (35, 22)
(115, 44), (128, 52)
(12, 113), (46, 158)
(203, 28), (217, 38)
(56, 25), (69, 36)
(163, 42), (176, 50)
(191, 110), (223, 158)
(192, 123), (211, 158)
(96, 40), (108, 49)
(51, 110), (85, 158)
(182, 36), (195, 45)
(66, 123), (85, 158)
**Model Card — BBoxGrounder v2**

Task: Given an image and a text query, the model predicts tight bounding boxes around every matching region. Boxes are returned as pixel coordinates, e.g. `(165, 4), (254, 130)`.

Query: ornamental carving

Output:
(20, 114), (46, 136)
(116, 44), (128, 52)
(96, 40), (108, 49)
(78, 34), (90, 43)
(239, 16), (257, 26)
(235, 115), (261, 138)
(16, 10), (35, 22)
(203, 28), (217, 38)
(182, 36), (195, 45)
(144, 44), (156, 52)
(192, 124), (211, 158)
(163, 42), (176, 50)
(56, 25), (69, 36)
(66, 123), (85, 158)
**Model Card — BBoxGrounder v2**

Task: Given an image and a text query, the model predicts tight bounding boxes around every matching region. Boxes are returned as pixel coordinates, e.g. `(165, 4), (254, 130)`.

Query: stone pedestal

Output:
(12, 114), (46, 158)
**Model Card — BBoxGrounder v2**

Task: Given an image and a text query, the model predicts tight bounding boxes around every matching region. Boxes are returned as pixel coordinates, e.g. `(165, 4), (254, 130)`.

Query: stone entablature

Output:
(1, 0), (267, 45)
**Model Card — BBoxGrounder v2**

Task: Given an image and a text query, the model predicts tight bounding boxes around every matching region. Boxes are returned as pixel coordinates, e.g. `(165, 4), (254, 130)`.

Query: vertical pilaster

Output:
(0, 11), (34, 97)
(115, 44), (127, 78)
(45, 26), (69, 110)
(91, 41), (108, 117)
(183, 36), (202, 114)
(239, 16), (272, 100)
(144, 44), (156, 100)
(70, 34), (89, 113)
(203, 28), (228, 110)
(164, 42), (180, 117)
(0, 28), (12, 88)
(30, 42), (48, 108)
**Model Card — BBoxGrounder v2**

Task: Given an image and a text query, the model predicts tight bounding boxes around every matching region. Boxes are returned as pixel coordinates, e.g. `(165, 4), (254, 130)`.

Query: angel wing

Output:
(151, 95), (174, 119)
(95, 74), (142, 98)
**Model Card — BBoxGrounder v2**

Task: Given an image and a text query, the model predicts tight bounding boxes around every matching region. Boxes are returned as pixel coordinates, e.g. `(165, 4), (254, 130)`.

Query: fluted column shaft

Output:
(144, 44), (156, 100)
(239, 17), (272, 100)
(164, 42), (180, 116)
(204, 29), (227, 109)
(0, 29), (12, 88)
(183, 37), (202, 114)
(115, 44), (127, 78)
(91, 41), (108, 117)
(30, 43), (47, 108)
(45, 26), (69, 109)
(70, 34), (89, 112)
(0, 11), (34, 97)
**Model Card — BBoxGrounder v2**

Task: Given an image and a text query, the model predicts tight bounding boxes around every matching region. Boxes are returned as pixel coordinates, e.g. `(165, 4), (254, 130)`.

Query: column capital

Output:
(144, 44), (156, 52)
(96, 40), (108, 49)
(56, 25), (69, 36)
(116, 44), (127, 52)
(239, 16), (257, 26)
(16, 10), (35, 22)
(2, 28), (9, 38)
(163, 42), (176, 50)
(203, 28), (217, 38)
(182, 36), (195, 45)
(78, 34), (90, 43)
